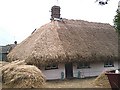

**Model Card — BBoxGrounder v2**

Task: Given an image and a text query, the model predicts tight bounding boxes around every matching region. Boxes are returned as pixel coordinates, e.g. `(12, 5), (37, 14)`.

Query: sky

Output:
(0, 0), (119, 46)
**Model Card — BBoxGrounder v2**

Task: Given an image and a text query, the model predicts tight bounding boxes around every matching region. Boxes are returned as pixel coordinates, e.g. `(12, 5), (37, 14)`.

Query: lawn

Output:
(46, 77), (100, 88)
(0, 77), (111, 89)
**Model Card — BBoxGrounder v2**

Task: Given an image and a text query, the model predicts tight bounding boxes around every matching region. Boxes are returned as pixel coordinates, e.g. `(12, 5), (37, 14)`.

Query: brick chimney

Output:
(50, 5), (61, 20)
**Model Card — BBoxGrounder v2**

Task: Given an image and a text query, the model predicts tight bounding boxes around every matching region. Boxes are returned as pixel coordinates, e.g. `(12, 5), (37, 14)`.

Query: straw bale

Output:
(0, 60), (26, 71)
(0, 61), (9, 67)
(94, 72), (111, 88)
(7, 19), (118, 66)
(0, 61), (9, 82)
(1, 61), (45, 88)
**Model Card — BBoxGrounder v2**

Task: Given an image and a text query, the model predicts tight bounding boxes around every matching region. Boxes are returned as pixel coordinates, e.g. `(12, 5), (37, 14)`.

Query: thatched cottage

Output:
(8, 6), (119, 80)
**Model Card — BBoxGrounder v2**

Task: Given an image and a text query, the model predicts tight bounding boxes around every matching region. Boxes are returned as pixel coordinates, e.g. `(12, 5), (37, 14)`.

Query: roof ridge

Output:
(61, 18), (110, 25)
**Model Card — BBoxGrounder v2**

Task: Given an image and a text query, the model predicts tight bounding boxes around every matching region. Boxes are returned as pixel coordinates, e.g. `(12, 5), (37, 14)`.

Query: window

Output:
(104, 61), (114, 67)
(45, 64), (58, 70)
(77, 62), (90, 69)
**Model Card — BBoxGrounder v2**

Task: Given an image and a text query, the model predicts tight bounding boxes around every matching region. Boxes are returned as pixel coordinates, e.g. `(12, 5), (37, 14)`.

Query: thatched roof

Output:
(8, 19), (118, 66)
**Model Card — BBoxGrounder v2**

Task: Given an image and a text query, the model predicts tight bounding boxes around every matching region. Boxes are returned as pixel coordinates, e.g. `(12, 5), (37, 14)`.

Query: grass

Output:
(0, 77), (112, 89)
(46, 77), (100, 88)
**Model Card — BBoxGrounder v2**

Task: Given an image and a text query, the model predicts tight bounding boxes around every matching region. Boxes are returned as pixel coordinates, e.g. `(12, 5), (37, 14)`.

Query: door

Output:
(65, 63), (73, 78)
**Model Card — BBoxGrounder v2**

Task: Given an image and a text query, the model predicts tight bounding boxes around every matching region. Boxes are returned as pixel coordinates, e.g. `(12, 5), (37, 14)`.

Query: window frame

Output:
(104, 60), (114, 67)
(77, 62), (90, 69)
(45, 64), (58, 70)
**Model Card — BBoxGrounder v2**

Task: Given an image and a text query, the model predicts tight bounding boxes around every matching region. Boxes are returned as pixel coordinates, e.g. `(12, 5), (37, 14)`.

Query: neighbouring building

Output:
(0, 42), (17, 61)
(7, 6), (119, 80)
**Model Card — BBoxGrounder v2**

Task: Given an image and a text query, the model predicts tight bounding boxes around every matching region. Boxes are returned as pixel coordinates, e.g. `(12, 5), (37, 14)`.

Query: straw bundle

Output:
(0, 61), (9, 82)
(1, 61), (45, 88)
(0, 61), (9, 67)
(7, 19), (118, 66)
(94, 72), (111, 88)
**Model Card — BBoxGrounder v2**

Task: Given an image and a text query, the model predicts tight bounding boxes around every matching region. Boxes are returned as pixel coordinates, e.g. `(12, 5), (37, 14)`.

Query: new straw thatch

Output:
(94, 72), (111, 88)
(8, 19), (118, 66)
(1, 60), (45, 88)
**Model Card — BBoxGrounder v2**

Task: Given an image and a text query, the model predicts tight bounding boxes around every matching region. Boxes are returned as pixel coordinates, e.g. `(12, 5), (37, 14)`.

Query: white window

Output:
(104, 61), (114, 67)
(77, 62), (90, 69)
(45, 64), (58, 70)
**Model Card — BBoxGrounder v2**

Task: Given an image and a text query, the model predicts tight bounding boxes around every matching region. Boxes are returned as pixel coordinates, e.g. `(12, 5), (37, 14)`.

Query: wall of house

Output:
(73, 60), (119, 78)
(0, 53), (7, 61)
(40, 60), (119, 80)
(2, 53), (7, 61)
(40, 64), (65, 80)
(0, 53), (2, 61)
(118, 60), (120, 69)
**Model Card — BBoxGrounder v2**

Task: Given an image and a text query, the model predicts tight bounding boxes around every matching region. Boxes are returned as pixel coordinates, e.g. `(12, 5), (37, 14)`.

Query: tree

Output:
(95, 0), (110, 5)
(114, 9), (120, 34)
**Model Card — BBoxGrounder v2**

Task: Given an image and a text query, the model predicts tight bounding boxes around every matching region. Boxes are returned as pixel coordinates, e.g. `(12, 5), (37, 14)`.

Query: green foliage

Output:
(114, 9), (120, 34)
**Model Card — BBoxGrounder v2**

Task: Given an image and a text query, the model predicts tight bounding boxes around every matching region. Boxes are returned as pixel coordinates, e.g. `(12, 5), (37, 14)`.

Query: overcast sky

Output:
(0, 0), (119, 46)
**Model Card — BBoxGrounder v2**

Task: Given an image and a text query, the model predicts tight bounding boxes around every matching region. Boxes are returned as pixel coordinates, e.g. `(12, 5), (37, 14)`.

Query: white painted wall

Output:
(73, 60), (119, 78)
(40, 60), (119, 80)
(40, 64), (65, 80)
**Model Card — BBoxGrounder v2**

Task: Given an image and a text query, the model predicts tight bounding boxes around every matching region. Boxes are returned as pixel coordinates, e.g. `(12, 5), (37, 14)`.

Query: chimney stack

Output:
(51, 5), (61, 20)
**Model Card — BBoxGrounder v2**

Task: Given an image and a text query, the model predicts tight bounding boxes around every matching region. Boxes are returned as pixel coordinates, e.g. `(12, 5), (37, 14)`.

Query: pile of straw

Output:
(0, 61), (9, 82)
(1, 60), (46, 88)
(94, 72), (111, 88)
(0, 61), (9, 67)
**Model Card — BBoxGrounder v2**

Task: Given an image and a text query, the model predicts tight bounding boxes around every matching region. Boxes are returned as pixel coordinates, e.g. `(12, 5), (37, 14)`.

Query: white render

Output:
(40, 60), (119, 80)
(73, 61), (119, 78)
(40, 64), (65, 80)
